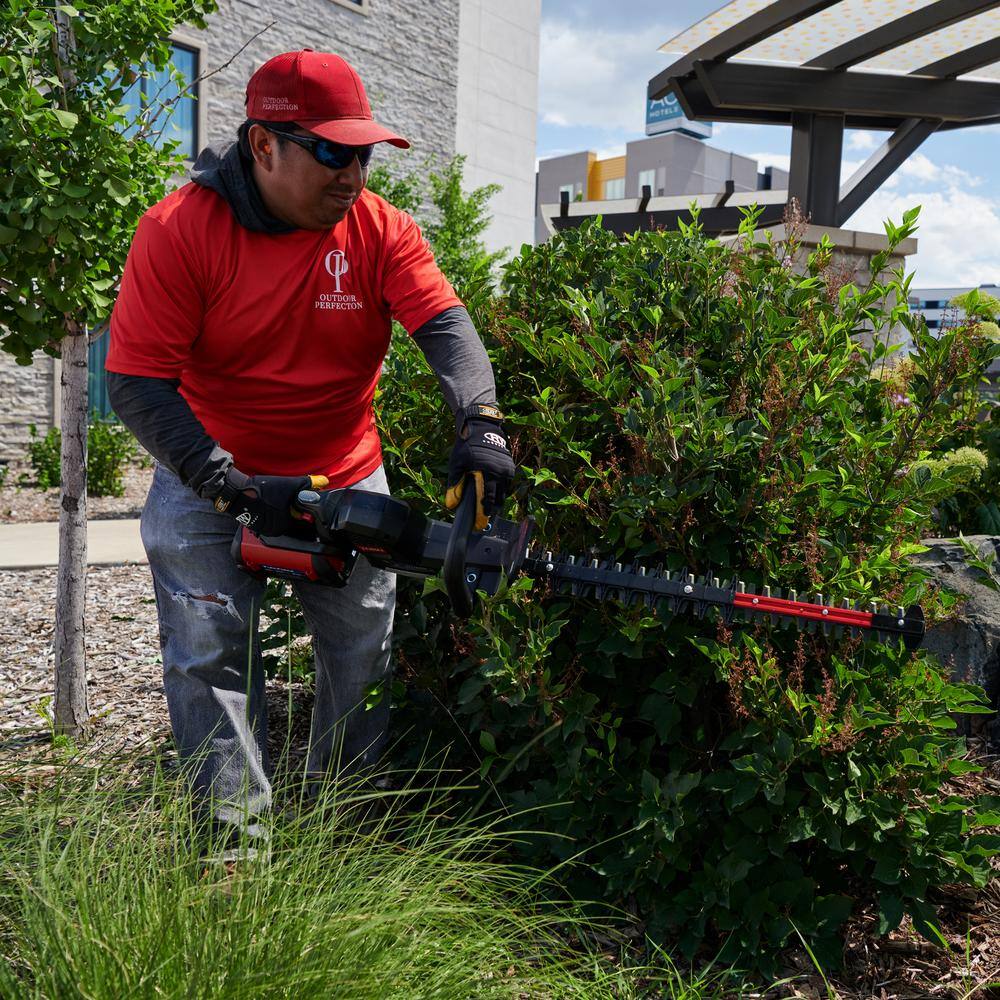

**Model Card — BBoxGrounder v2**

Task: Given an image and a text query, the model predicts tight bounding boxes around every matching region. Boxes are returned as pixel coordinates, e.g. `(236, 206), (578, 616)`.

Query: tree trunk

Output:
(53, 322), (89, 738)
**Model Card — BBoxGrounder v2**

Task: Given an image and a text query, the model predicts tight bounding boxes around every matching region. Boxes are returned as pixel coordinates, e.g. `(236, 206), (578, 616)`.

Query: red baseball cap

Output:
(246, 49), (410, 149)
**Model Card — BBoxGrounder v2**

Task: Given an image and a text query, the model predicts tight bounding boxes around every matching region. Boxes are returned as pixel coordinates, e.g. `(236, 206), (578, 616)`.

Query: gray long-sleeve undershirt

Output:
(106, 304), (496, 498)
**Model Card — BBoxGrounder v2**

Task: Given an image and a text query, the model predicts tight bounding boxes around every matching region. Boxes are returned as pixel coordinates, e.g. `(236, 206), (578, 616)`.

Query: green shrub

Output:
(260, 578), (316, 682)
(909, 321), (1000, 535)
(951, 287), (1000, 323)
(960, 407), (1000, 534)
(367, 154), (502, 309)
(422, 156), (504, 305)
(26, 423), (61, 489)
(944, 407), (1000, 534)
(88, 417), (136, 496)
(25, 417), (136, 496)
(378, 210), (1000, 974)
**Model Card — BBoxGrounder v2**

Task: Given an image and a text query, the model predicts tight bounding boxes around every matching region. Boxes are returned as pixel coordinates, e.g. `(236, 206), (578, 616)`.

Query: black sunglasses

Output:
(262, 123), (374, 170)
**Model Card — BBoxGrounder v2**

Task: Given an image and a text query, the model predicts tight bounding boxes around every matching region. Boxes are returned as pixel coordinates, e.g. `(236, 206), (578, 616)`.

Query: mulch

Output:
(0, 458), (154, 523)
(0, 563), (310, 772)
(2, 468), (999, 998)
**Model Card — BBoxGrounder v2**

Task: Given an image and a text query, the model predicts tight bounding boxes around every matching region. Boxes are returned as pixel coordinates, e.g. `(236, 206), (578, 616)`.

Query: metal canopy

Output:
(549, 204), (788, 237)
(543, 187), (790, 240)
(648, 0), (1000, 227)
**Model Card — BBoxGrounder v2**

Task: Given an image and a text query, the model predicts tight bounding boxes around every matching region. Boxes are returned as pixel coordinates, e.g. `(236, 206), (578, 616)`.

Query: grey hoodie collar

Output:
(189, 141), (298, 235)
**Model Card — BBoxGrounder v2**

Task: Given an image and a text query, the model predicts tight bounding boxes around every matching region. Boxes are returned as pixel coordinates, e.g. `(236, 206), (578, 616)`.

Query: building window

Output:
(637, 169), (656, 194)
(330, 0), (369, 11)
(603, 177), (625, 200)
(122, 42), (199, 160)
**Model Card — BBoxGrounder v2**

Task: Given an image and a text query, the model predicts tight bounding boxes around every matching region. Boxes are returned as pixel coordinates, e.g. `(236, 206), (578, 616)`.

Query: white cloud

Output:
(847, 131), (878, 152)
(594, 143), (627, 160)
(748, 151), (789, 172)
(539, 19), (679, 134)
(897, 153), (979, 189)
(747, 152), (864, 181)
(839, 158), (866, 183)
(847, 183), (1000, 287)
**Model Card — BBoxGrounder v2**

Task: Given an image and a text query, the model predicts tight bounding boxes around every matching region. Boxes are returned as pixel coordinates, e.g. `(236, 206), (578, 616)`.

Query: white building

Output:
(457, 1), (540, 259)
(909, 284), (1000, 330)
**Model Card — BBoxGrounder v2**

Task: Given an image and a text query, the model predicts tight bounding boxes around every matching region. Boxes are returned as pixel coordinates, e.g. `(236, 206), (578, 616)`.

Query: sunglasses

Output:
(262, 123), (374, 170)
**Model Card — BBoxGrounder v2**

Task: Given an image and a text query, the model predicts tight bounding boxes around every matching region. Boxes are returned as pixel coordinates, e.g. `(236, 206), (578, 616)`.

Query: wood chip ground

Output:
(0, 458), (153, 523)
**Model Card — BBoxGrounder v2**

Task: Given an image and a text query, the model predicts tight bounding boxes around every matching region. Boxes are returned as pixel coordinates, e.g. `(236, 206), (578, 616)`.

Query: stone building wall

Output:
(196, 0), (460, 172)
(0, 351), (54, 464)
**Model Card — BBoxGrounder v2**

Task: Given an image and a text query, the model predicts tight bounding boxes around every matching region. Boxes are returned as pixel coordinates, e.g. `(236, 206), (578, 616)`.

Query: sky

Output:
(537, 0), (1000, 288)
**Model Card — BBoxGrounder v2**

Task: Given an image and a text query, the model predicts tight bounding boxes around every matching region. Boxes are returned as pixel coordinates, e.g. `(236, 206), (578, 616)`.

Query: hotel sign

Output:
(645, 91), (712, 140)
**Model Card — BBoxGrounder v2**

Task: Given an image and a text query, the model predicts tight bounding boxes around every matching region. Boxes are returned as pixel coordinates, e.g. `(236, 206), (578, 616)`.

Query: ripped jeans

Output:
(140, 461), (396, 850)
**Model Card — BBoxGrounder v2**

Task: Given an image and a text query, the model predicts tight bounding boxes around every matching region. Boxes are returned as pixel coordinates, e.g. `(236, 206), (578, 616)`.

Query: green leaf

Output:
(802, 470), (834, 487)
(877, 893), (904, 935)
(52, 109), (78, 129)
(104, 175), (132, 204)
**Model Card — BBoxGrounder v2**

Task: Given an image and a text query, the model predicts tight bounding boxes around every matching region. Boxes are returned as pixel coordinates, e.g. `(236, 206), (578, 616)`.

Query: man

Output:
(106, 49), (515, 859)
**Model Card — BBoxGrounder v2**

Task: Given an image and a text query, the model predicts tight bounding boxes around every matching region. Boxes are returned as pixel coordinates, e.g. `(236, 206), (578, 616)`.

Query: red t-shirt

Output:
(106, 183), (461, 484)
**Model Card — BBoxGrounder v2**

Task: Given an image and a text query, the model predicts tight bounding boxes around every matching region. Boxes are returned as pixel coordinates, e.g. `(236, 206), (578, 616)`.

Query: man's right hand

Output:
(211, 466), (330, 537)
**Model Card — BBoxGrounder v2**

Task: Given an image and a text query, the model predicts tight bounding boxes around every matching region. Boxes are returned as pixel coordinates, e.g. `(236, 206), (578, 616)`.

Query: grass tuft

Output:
(0, 740), (734, 999)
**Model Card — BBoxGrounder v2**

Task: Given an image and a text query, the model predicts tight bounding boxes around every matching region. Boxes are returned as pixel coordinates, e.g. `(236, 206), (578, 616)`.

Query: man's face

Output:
(247, 123), (367, 230)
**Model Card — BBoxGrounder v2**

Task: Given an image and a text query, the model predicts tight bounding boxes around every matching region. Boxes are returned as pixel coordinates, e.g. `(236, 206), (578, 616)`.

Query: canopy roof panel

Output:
(645, 0), (1000, 228)
(650, 0), (1000, 129)
(858, 8), (1000, 74)
(662, 0), (944, 66)
(657, 0), (776, 54)
(968, 60), (1000, 81)
(741, 0), (944, 66)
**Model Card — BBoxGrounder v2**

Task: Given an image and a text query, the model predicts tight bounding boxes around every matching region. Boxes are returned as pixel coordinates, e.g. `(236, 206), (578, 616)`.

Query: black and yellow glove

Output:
(445, 404), (515, 531)
(211, 466), (330, 537)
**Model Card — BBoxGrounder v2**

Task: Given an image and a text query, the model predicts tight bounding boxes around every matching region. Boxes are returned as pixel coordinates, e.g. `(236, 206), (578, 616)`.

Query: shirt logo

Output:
(316, 249), (363, 312)
(324, 250), (349, 292)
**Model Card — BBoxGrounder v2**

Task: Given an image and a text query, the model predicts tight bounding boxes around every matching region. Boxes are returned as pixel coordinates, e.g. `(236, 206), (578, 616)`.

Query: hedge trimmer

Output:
(232, 486), (926, 651)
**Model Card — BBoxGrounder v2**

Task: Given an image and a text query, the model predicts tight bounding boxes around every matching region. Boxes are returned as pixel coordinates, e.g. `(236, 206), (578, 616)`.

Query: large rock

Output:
(912, 536), (1000, 746)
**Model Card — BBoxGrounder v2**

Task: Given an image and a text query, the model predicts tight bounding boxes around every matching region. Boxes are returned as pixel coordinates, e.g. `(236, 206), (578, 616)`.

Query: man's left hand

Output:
(445, 404), (515, 531)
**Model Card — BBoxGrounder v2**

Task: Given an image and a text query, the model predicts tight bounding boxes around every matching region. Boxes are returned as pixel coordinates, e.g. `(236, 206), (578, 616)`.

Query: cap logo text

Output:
(260, 96), (299, 112)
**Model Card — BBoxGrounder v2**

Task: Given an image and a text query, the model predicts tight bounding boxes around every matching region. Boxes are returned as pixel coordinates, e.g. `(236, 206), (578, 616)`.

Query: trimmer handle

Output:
(444, 485), (478, 618)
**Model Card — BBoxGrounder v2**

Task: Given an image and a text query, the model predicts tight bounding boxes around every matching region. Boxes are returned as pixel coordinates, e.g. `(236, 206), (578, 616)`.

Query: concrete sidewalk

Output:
(0, 519), (146, 569)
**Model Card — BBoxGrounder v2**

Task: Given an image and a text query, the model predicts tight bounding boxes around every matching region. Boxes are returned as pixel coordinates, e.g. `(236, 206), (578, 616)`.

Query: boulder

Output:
(911, 536), (1000, 747)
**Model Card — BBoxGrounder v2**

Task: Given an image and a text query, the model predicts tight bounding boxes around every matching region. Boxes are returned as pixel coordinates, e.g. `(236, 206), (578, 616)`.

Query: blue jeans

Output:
(140, 462), (396, 848)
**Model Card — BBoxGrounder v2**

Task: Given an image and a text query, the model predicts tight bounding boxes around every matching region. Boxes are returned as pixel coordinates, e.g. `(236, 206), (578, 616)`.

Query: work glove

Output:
(211, 466), (330, 537)
(445, 403), (515, 531)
